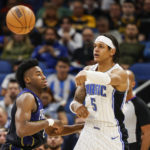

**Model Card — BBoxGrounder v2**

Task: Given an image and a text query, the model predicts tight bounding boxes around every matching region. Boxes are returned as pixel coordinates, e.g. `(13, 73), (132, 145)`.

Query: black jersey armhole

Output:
(32, 96), (39, 114)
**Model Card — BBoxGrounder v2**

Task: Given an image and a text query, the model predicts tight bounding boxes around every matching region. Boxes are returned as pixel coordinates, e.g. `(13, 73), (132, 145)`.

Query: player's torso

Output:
(6, 88), (46, 149)
(85, 63), (126, 126)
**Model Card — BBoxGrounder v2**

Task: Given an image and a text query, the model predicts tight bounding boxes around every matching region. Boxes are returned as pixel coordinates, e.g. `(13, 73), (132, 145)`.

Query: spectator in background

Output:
(119, 23), (144, 69)
(32, 27), (68, 69)
(58, 16), (82, 59)
(41, 88), (68, 125)
(1, 60), (21, 96)
(50, 0), (72, 18)
(47, 57), (76, 113)
(0, 128), (7, 149)
(83, 0), (105, 18)
(139, 0), (150, 40)
(35, 3), (59, 33)
(72, 27), (94, 67)
(123, 70), (150, 150)
(119, 0), (140, 34)
(95, 16), (122, 44)
(109, 3), (121, 30)
(71, 0), (96, 32)
(0, 106), (9, 129)
(1, 34), (33, 61)
(47, 136), (63, 150)
(36, 0), (72, 20)
(0, 79), (20, 119)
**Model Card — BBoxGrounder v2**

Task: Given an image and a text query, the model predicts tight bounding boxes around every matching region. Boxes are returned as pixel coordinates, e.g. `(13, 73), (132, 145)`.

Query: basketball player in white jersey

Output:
(70, 33), (129, 150)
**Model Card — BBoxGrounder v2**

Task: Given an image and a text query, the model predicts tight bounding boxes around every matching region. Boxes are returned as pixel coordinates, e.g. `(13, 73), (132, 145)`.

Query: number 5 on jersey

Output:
(91, 98), (97, 111)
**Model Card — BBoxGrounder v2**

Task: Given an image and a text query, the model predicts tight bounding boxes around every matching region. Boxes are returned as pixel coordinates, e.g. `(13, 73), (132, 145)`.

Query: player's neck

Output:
(26, 85), (41, 98)
(97, 60), (115, 72)
(126, 90), (134, 102)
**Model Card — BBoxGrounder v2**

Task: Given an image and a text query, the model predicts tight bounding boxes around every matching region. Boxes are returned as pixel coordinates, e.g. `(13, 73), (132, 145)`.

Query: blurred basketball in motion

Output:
(6, 5), (35, 34)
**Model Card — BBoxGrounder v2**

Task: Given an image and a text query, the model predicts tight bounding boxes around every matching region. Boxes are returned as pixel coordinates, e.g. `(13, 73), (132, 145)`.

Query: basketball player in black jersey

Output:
(2, 59), (84, 150)
(1, 59), (64, 150)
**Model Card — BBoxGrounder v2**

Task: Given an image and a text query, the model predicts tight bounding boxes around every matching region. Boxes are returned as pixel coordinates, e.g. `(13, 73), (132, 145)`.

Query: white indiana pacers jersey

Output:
(85, 63), (127, 126)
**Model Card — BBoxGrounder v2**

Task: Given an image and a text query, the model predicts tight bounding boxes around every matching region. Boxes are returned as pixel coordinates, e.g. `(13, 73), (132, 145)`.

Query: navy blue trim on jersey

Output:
(112, 89), (129, 150)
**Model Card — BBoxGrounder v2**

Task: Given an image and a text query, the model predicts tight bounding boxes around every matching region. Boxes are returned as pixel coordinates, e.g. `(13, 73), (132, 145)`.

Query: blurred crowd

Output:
(0, 0), (150, 149)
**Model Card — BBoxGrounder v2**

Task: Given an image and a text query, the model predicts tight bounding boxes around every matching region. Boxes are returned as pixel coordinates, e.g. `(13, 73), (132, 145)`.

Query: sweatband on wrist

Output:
(47, 119), (55, 126)
(85, 71), (111, 85)
(70, 100), (83, 114)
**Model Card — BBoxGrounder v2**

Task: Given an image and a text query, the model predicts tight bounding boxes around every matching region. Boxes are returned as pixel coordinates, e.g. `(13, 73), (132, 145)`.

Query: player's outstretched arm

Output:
(70, 85), (89, 118)
(75, 69), (128, 92)
(15, 93), (63, 137)
(46, 124), (84, 136)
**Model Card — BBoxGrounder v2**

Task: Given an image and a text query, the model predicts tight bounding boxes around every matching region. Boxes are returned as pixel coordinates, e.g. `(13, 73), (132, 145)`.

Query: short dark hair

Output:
(101, 33), (120, 63)
(57, 57), (70, 66)
(9, 79), (18, 84)
(16, 59), (39, 88)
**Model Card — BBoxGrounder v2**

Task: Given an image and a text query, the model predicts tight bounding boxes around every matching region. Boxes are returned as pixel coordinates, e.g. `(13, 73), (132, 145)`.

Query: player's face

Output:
(27, 67), (47, 89)
(93, 42), (113, 62)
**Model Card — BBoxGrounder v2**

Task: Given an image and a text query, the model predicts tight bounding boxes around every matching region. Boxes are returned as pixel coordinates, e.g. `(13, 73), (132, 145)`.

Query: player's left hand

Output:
(75, 70), (87, 86)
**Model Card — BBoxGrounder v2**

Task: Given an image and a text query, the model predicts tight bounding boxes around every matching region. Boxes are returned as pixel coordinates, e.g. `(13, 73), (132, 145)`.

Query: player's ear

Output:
(24, 76), (31, 84)
(110, 48), (116, 57)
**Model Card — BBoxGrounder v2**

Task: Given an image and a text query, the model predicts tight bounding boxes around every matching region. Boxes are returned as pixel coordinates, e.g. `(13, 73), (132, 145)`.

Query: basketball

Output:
(6, 5), (35, 34)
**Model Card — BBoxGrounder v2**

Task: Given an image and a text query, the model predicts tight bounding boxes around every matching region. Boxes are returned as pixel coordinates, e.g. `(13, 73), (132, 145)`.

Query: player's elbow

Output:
(16, 128), (26, 137)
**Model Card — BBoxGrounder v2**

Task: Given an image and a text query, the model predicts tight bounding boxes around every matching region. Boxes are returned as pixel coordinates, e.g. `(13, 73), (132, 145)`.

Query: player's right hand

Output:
(52, 120), (64, 134)
(76, 105), (89, 119)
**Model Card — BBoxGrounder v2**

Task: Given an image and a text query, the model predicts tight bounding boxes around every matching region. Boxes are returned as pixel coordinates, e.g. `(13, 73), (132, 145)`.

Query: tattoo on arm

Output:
(74, 85), (86, 104)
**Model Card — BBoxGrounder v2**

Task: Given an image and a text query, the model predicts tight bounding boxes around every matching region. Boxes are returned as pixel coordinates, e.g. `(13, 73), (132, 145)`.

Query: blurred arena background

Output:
(0, 0), (150, 149)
